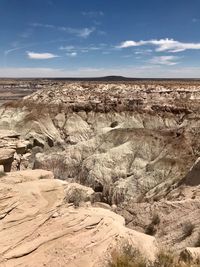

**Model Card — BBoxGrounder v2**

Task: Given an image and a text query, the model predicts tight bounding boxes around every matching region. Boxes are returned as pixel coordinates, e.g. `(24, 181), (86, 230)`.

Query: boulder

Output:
(0, 170), (157, 267)
(64, 114), (92, 143)
(0, 165), (4, 172)
(64, 182), (94, 204)
(54, 112), (66, 128)
(179, 247), (200, 263)
(16, 140), (29, 154)
(180, 157), (200, 186)
(0, 130), (20, 139)
(0, 148), (15, 171)
(0, 169), (54, 184)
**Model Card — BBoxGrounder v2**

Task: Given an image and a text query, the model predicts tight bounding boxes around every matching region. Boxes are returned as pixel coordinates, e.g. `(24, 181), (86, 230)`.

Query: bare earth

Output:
(0, 79), (200, 265)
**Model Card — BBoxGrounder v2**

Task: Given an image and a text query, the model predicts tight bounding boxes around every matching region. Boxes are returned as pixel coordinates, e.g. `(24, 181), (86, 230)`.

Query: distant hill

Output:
(47, 76), (200, 82)
(2, 76), (200, 81)
(51, 76), (134, 81)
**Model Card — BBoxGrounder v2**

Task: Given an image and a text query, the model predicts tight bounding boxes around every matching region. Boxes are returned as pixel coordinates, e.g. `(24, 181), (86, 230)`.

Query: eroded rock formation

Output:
(0, 170), (157, 267)
(0, 80), (200, 264)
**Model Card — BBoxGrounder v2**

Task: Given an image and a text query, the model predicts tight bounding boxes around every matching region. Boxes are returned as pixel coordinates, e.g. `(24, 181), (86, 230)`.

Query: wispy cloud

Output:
(31, 23), (95, 38)
(118, 38), (200, 53)
(31, 22), (55, 29)
(121, 54), (133, 58)
(4, 47), (22, 56)
(19, 28), (33, 39)
(97, 30), (106, 35)
(149, 56), (179, 65)
(66, 52), (77, 57)
(192, 18), (199, 23)
(134, 49), (152, 55)
(59, 44), (109, 54)
(60, 45), (75, 51)
(67, 27), (95, 38)
(102, 51), (111, 55)
(27, 51), (59, 59)
(47, 0), (54, 6)
(82, 11), (104, 17)
(4, 39), (69, 58)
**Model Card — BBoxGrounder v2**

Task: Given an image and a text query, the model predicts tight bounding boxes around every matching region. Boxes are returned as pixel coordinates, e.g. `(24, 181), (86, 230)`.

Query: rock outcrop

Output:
(0, 170), (157, 267)
(180, 247), (200, 263)
(117, 184), (200, 251)
(0, 80), (200, 259)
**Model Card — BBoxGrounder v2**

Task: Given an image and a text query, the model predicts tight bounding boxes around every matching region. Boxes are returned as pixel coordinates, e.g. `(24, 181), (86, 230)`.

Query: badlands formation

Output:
(0, 80), (200, 266)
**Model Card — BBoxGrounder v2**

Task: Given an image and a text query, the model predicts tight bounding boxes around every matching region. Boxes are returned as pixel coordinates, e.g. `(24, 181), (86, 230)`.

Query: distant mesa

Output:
(53, 75), (133, 81)
(49, 76), (200, 81)
(92, 75), (131, 81)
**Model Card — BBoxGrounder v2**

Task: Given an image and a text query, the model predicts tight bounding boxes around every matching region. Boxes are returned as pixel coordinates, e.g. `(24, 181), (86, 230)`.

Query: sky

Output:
(1, 0), (200, 78)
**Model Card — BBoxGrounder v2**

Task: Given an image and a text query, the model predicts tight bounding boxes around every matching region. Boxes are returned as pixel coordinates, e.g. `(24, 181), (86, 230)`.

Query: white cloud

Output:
(134, 49), (152, 55)
(66, 52), (77, 57)
(59, 44), (109, 54)
(118, 40), (141, 48)
(4, 47), (22, 56)
(75, 27), (95, 38)
(56, 25), (96, 38)
(27, 51), (58, 59)
(31, 23), (95, 38)
(149, 56), (179, 65)
(118, 38), (200, 53)
(31, 23), (55, 29)
(60, 45), (75, 51)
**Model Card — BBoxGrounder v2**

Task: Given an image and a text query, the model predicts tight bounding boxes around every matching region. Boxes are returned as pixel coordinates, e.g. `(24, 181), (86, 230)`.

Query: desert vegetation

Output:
(0, 171), (6, 178)
(108, 243), (200, 267)
(1, 80), (200, 266)
(37, 156), (67, 180)
(181, 221), (195, 240)
(194, 233), (200, 247)
(65, 188), (85, 208)
(145, 213), (160, 236)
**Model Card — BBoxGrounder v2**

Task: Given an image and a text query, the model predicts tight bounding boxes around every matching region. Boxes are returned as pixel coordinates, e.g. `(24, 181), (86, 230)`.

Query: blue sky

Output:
(1, 0), (200, 77)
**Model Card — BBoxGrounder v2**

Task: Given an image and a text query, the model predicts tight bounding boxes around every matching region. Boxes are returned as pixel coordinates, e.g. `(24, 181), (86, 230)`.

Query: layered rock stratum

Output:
(0, 170), (157, 267)
(0, 80), (200, 265)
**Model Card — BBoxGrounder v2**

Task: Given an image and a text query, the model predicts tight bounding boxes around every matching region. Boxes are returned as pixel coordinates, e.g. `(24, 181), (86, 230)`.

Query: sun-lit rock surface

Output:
(0, 170), (157, 267)
(0, 80), (200, 260)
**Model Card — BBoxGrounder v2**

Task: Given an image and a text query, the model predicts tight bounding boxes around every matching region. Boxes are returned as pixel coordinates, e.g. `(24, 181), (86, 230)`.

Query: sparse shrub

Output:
(194, 233), (200, 247)
(39, 175), (46, 179)
(66, 188), (85, 208)
(145, 223), (156, 236)
(107, 243), (146, 267)
(136, 194), (146, 203)
(154, 250), (200, 267)
(110, 121), (119, 128)
(111, 189), (126, 205)
(153, 250), (174, 267)
(107, 243), (200, 267)
(145, 213), (160, 236)
(182, 221), (195, 240)
(39, 156), (67, 180)
(151, 213), (160, 226)
(0, 171), (6, 178)
(152, 195), (160, 202)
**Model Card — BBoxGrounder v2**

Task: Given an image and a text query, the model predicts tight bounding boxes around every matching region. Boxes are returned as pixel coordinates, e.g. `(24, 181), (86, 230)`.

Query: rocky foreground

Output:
(0, 80), (200, 265)
(0, 170), (157, 267)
